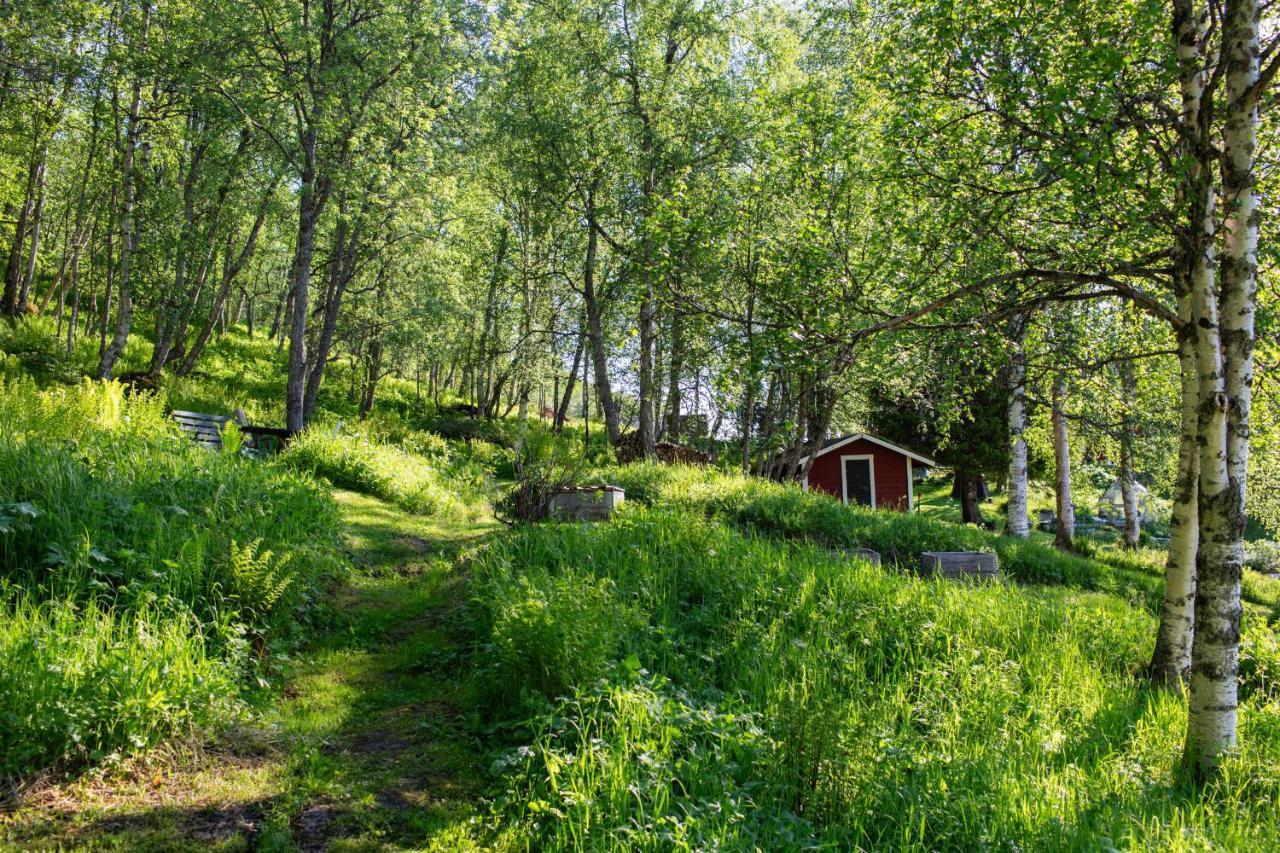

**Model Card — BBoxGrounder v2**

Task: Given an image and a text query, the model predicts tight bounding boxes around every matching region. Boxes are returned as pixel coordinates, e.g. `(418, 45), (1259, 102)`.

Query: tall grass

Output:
(281, 427), (490, 519)
(472, 506), (1280, 849)
(0, 592), (239, 776)
(598, 463), (1280, 614)
(0, 374), (343, 778)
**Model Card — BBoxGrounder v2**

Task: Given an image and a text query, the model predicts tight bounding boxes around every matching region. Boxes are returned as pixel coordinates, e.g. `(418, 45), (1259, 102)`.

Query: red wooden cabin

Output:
(800, 434), (935, 511)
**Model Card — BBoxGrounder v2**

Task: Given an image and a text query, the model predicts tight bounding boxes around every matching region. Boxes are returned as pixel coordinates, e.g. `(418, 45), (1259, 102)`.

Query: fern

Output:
(226, 539), (295, 630)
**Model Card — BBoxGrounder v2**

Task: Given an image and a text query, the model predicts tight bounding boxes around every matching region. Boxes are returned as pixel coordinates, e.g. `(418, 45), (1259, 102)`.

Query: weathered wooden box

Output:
(827, 547), (883, 566)
(549, 486), (625, 521)
(918, 551), (999, 580)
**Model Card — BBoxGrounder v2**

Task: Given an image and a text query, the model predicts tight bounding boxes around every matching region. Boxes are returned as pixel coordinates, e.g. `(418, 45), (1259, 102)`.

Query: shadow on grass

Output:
(248, 489), (499, 850)
(2, 489), (500, 852)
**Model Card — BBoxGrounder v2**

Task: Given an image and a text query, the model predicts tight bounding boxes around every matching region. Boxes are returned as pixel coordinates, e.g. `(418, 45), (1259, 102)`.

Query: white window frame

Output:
(840, 453), (876, 507)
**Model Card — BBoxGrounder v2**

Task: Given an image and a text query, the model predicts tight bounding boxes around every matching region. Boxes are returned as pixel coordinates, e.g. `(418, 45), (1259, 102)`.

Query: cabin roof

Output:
(803, 433), (937, 467)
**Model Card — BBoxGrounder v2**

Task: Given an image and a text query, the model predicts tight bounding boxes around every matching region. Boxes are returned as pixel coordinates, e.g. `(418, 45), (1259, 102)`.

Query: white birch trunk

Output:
(1118, 363), (1142, 549)
(1006, 316), (1030, 538)
(1051, 374), (1075, 549)
(1152, 0), (1208, 688)
(1185, 0), (1259, 777)
(1151, 328), (1200, 683)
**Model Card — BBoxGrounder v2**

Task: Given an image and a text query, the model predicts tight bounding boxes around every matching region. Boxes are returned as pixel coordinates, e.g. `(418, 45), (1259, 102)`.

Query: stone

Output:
(549, 486), (625, 521)
(917, 551), (999, 580)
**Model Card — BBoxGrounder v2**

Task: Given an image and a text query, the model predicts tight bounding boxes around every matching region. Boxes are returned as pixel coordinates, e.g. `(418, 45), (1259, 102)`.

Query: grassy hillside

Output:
(5, 320), (1280, 849)
(470, 480), (1280, 849)
(0, 325), (496, 783)
(0, 369), (344, 777)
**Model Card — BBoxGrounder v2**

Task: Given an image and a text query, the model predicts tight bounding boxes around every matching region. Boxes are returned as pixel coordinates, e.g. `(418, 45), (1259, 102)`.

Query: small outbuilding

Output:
(1098, 477), (1152, 523)
(800, 433), (936, 511)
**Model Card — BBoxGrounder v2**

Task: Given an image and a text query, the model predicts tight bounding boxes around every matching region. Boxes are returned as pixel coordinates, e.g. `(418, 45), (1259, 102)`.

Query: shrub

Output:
(496, 428), (588, 523)
(1247, 540), (1280, 575)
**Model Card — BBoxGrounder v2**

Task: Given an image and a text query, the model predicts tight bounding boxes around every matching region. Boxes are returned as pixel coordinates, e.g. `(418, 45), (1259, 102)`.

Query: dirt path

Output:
(2, 490), (497, 852)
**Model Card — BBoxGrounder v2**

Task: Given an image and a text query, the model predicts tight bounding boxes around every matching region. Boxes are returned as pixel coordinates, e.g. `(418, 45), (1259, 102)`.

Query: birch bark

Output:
(1051, 374), (1075, 549)
(1185, 0), (1259, 777)
(1005, 315), (1030, 538)
(1151, 0), (1208, 687)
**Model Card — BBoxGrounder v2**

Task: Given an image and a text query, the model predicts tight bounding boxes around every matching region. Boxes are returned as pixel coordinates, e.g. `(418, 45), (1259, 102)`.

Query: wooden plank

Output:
(172, 410), (226, 451)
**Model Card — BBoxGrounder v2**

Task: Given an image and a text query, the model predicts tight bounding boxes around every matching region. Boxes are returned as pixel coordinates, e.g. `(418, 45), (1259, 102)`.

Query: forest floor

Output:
(1, 490), (497, 852)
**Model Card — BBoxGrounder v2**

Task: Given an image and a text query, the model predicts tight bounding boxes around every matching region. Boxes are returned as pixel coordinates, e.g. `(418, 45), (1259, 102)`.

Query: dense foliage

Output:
(0, 371), (342, 776)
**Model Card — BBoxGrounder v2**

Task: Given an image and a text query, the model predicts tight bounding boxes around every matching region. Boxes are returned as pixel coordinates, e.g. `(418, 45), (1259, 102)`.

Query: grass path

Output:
(2, 490), (498, 852)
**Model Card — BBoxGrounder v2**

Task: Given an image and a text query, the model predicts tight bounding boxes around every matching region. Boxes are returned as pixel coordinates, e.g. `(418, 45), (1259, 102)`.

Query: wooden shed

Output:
(800, 434), (936, 511)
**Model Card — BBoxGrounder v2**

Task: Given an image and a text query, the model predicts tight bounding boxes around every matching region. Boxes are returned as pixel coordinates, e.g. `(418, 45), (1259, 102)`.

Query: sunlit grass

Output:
(471, 502), (1280, 849)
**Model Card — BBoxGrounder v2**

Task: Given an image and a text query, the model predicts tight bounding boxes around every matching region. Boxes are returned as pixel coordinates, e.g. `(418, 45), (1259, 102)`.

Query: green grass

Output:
(469, 500), (1280, 850)
(2, 490), (500, 851)
(8, 315), (1280, 850)
(0, 374), (345, 780)
(280, 427), (491, 520)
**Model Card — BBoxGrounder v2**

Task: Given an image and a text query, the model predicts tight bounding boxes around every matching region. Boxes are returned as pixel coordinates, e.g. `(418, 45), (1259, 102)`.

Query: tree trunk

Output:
(1005, 314), (1031, 537)
(16, 144), (47, 312)
(638, 284), (657, 453)
(98, 231), (112, 358)
(285, 127), (325, 433)
(1151, 0), (1208, 688)
(360, 339), (382, 418)
(1051, 374), (1075, 549)
(555, 323), (584, 429)
(666, 307), (684, 438)
(1185, 0), (1257, 778)
(2, 144), (42, 314)
(954, 472), (986, 526)
(303, 216), (355, 420)
(752, 374), (778, 476)
(1116, 360), (1142, 549)
(1152, 326), (1200, 684)
(97, 8), (149, 380)
(583, 191), (621, 444)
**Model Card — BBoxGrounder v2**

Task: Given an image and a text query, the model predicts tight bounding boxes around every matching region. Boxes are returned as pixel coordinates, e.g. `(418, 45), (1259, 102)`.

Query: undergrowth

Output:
(600, 463), (1280, 615)
(281, 427), (490, 519)
(0, 374), (343, 779)
(470, 504), (1280, 850)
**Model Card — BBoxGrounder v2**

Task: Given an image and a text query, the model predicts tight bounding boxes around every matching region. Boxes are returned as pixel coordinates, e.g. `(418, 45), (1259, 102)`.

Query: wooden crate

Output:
(918, 551), (999, 580)
(549, 486), (625, 521)
(827, 547), (882, 566)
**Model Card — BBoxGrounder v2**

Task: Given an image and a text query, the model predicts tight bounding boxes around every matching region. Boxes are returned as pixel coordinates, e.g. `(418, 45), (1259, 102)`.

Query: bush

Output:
(1247, 540), (1280, 574)
(495, 428), (588, 523)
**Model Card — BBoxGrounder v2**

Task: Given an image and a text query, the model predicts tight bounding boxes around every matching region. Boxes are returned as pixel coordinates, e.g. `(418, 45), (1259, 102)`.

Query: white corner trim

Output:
(840, 453), (876, 508)
(907, 457), (914, 512)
